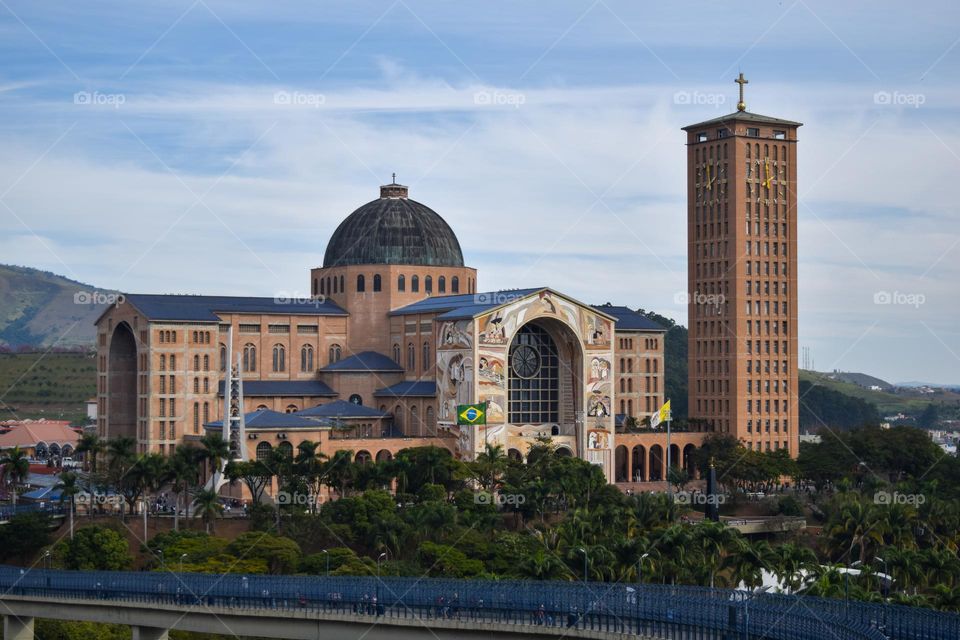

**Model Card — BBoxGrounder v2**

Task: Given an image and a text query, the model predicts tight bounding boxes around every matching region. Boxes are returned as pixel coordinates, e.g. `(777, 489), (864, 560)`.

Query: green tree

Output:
(226, 531), (302, 574)
(0, 512), (52, 562)
(0, 446), (30, 505)
(56, 470), (81, 539)
(55, 525), (132, 570)
(191, 488), (223, 534)
(74, 432), (105, 473)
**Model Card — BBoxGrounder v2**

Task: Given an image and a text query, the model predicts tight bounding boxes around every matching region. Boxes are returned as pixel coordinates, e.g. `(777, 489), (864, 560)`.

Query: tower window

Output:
(747, 127), (760, 137)
(412, 276), (420, 292)
(357, 274), (365, 292)
(398, 274), (405, 291)
(438, 276), (446, 294)
(696, 132), (708, 143)
(773, 130), (786, 140)
(451, 276), (460, 293)
(425, 276), (432, 293)
(373, 274), (382, 292)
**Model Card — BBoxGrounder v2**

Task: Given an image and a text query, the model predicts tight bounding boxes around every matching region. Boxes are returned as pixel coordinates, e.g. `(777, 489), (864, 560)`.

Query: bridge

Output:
(0, 567), (957, 640)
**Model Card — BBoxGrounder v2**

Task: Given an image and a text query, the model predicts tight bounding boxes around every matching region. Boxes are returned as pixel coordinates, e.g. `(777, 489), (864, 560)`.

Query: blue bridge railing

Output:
(0, 567), (957, 640)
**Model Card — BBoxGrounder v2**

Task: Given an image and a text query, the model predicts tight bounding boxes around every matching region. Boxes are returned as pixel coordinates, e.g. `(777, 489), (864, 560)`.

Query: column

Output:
(4, 616), (34, 640)
(133, 626), (170, 640)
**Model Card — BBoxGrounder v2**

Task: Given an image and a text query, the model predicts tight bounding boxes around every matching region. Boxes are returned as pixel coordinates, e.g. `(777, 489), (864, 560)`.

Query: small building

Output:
(0, 420), (81, 460)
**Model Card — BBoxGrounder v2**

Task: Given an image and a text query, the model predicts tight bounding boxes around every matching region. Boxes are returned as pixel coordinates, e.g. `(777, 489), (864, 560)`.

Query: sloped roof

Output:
(591, 305), (666, 332)
(204, 409), (320, 430)
(112, 294), (347, 323)
(295, 400), (389, 419)
(321, 351), (402, 372)
(681, 110), (803, 131)
(0, 422), (80, 449)
(374, 381), (437, 398)
(217, 380), (337, 397)
(391, 289), (543, 317)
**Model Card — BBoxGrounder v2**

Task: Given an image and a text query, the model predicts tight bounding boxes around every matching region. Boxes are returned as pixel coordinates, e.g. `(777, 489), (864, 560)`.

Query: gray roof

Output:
(217, 380), (337, 397)
(118, 293), (346, 322)
(323, 185), (465, 267)
(205, 409), (320, 430)
(681, 110), (803, 131)
(391, 288), (544, 318)
(374, 381), (437, 398)
(321, 351), (402, 372)
(591, 305), (666, 332)
(295, 400), (389, 419)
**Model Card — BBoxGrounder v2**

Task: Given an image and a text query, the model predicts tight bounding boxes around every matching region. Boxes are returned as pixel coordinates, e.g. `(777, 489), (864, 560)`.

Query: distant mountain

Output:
(822, 370), (893, 391)
(0, 264), (117, 349)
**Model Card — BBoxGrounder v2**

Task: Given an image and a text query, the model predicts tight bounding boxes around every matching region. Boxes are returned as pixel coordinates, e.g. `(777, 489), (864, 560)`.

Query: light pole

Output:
(322, 549), (329, 576)
(179, 553), (187, 573)
(578, 547), (588, 583)
(875, 556), (889, 598)
(637, 553), (649, 583)
(743, 585), (771, 640)
(157, 549), (164, 569)
(43, 550), (50, 570)
(377, 551), (388, 611)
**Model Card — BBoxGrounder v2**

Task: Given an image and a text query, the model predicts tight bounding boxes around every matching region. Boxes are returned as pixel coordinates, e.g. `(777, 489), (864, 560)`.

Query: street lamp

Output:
(577, 547), (588, 583)
(322, 549), (329, 576)
(637, 553), (650, 583)
(875, 556), (889, 598)
(376, 551), (388, 611)
(743, 585), (772, 640)
(43, 550), (50, 570)
(179, 553), (188, 573)
(157, 549), (164, 569)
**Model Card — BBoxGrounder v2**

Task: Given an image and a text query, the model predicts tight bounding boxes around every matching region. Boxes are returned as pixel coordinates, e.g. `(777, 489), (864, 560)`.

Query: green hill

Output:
(0, 351), (96, 423)
(0, 264), (117, 349)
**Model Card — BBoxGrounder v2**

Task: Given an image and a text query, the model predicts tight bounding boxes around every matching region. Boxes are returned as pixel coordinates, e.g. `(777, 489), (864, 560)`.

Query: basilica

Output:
(96, 180), (699, 485)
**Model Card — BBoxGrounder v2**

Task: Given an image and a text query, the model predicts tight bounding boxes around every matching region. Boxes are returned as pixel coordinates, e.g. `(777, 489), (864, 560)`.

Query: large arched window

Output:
(438, 276), (446, 294)
(329, 344), (342, 364)
(256, 441), (272, 461)
(398, 274), (405, 291)
(411, 275), (419, 292)
(301, 345), (314, 372)
(357, 274), (365, 292)
(451, 276), (460, 293)
(373, 274), (382, 292)
(425, 276), (432, 293)
(243, 344), (256, 372)
(407, 342), (415, 370)
(508, 323), (559, 424)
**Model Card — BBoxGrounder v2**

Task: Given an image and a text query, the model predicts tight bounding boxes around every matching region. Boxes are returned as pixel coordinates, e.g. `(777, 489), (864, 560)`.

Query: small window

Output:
(451, 276), (460, 293)
(717, 129), (728, 139)
(411, 275), (420, 292)
(349, 394), (362, 406)
(747, 127), (760, 137)
(773, 130), (786, 140)
(438, 276), (446, 294)
(398, 274), (405, 291)
(373, 274), (382, 292)
(696, 132), (708, 143)
(357, 274), (365, 292)
(425, 276), (432, 293)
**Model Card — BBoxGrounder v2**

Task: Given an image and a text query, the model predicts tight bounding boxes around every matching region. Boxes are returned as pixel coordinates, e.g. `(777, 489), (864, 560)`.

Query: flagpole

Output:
(665, 398), (672, 498)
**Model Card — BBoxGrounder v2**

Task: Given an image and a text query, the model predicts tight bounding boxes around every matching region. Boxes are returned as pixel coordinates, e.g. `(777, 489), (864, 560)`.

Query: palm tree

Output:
(200, 433), (230, 480)
(191, 488), (222, 534)
(105, 437), (137, 488)
(56, 471), (81, 538)
(0, 446), (31, 506)
(75, 432), (105, 473)
(168, 446), (202, 531)
(769, 543), (817, 593)
(471, 443), (508, 491)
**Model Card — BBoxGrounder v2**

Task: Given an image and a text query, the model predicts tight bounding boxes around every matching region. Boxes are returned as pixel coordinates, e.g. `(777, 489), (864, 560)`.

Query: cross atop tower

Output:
(735, 73), (749, 112)
(391, 172), (396, 184)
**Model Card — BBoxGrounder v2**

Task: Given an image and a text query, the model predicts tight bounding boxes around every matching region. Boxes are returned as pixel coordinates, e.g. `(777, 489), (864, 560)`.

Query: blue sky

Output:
(1, 0), (958, 384)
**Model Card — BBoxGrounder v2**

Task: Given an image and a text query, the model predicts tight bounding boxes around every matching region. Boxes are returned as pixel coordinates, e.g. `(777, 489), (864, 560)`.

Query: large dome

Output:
(323, 183), (465, 268)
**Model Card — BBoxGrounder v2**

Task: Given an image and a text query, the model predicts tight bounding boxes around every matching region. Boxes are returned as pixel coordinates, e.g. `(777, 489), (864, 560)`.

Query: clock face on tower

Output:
(511, 344), (540, 379)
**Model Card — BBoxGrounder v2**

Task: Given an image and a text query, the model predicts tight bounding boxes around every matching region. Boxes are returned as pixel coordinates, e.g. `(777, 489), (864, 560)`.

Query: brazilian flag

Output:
(457, 403), (486, 425)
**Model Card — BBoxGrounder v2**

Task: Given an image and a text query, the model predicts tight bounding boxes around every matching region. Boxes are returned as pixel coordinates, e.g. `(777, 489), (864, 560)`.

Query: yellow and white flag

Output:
(650, 400), (671, 428)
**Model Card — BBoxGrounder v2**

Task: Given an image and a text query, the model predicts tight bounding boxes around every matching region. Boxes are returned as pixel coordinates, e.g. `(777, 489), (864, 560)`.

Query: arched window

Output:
(202, 402), (209, 427)
(425, 276), (433, 293)
(219, 344), (226, 371)
(256, 441), (272, 461)
(410, 406), (419, 436)
(393, 343), (401, 364)
(256, 404), (268, 411)
(203, 377), (209, 393)
(407, 342), (415, 370)
(160, 354), (166, 371)
(329, 344), (342, 364)
(272, 345), (286, 372)
(398, 274), (405, 291)
(278, 441), (294, 458)
(349, 394), (362, 405)
(285, 404), (298, 413)
(320, 278), (326, 295)
(394, 405), (403, 432)
(411, 275), (419, 292)
(313, 278), (318, 295)
(438, 276), (446, 293)
(301, 345), (314, 372)
(451, 276), (459, 293)
(508, 323), (559, 424)
(339, 275), (344, 292)
(422, 341), (430, 369)
(243, 344), (256, 372)
(333, 276), (338, 294)
(194, 378), (200, 393)
(193, 403), (199, 431)
(373, 274), (382, 292)
(425, 406), (435, 435)
(193, 355), (200, 370)
(357, 274), (365, 292)
(203, 355), (209, 371)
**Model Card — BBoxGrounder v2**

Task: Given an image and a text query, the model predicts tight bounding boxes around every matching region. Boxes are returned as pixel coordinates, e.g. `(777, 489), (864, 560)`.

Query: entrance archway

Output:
(108, 322), (138, 440)
(683, 444), (697, 477)
(649, 445), (664, 482)
(631, 445), (646, 482)
(615, 445), (628, 482)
